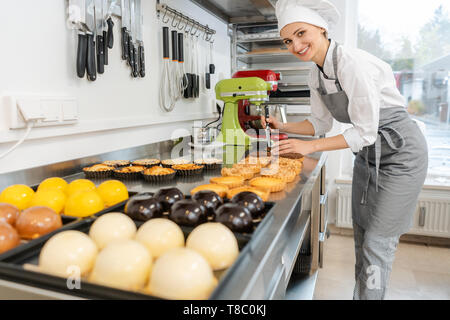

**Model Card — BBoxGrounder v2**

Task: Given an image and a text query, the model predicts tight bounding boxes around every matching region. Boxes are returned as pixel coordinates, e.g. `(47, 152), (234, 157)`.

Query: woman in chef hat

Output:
(263, 0), (428, 300)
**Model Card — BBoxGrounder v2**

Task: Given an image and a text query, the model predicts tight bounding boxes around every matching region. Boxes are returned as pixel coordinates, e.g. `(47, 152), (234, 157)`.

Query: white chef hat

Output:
(276, 0), (340, 33)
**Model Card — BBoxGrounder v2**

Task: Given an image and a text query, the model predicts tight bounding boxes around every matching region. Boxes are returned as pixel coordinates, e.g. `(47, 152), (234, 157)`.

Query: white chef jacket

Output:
(307, 39), (407, 153)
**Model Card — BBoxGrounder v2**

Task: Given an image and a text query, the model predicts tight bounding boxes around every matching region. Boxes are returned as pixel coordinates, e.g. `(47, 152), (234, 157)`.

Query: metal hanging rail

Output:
(156, 2), (216, 42)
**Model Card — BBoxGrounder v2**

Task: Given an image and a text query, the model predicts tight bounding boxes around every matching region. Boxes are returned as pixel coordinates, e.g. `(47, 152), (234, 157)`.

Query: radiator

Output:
(335, 185), (450, 238)
(336, 186), (353, 228)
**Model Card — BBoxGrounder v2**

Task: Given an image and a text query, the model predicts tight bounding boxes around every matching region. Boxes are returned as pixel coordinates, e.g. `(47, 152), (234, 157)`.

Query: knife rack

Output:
(156, 2), (216, 43)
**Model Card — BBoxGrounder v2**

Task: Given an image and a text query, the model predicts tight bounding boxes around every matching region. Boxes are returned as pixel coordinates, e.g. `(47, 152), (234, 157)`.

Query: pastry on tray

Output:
(142, 166), (176, 182)
(83, 164), (114, 179)
(232, 163), (261, 174)
(249, 177), (286, 193)
(226, 186), (270, 202)
(260, 166), (297, 183)
(113, 165), (146, 180)
(161, 158), (191, 168)
(190, 184), (229, 198)
(280, 153), (305, 161)
(210, 176), (245, 189)
(221, 167), (254, 180)
(239, 156), (272, 167)
(194, 158), (223, 170)
(172, 164), (204, 176)
(132, 159), (161, 167)
(102, 160), (131, 167)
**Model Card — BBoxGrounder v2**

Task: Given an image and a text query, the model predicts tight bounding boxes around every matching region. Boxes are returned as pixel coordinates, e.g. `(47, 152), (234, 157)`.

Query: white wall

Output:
(0, 0), (230, 174)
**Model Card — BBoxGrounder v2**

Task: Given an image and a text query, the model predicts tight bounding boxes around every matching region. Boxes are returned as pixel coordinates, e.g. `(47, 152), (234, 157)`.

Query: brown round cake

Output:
(0, 221), (20, 254)
(16, 206), (62, 240)
(0, 203), (20, 227)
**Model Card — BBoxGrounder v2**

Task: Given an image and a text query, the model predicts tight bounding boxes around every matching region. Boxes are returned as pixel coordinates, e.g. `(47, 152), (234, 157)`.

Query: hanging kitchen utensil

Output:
(102, 0), (109, 65)
(178, 32), (188, 92)
(68, 0), (88, 78)
(120, 0), (129, 61)
(95, 0), (105, 74)
(86, 0), (97, 81)
(160, 26), (175, 112)
(194, 35), (200, 98)
(209, 40), (215, 75)
(136, 0), (145, 77)
(105, 0), (118, 49)
(183, 33), (192, 99)
(171, 30), (182, 100)
(130, 0), (138, 77)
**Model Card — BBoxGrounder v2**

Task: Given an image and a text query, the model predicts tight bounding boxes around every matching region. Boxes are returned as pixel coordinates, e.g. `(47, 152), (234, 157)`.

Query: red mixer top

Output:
(232, 70), (281, 92)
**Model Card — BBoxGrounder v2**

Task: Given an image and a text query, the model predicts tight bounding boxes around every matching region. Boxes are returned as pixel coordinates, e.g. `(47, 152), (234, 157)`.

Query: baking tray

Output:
(0, 194), (275, 300)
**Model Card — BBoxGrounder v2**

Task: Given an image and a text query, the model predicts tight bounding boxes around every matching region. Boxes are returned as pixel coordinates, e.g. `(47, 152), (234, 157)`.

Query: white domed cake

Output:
(135, 218), (185, 259)
(39, 231), (98, 277)
(147, 248), (217, 300)
(186, 223), (239, 270)
(89, 240), (152, 291)
(89, 213), (136, 250)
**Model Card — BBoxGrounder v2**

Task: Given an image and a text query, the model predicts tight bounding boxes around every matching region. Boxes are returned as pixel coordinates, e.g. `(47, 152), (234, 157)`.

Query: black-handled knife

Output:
(132, 45), (138, 78)
(97, 34), (105, 74)
(122, 27), (129, 60)
(103, 30), (108, 65)
(138, 44), (145, 77)
(107, 17), (114, 49)
(128, 35), (134, 67)
(86, 33), (97, 81)
(76, 33), (88, 78)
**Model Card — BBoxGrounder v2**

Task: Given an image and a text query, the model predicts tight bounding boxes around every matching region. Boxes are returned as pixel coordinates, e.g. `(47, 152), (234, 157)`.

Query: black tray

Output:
(0, 192), (275, 300)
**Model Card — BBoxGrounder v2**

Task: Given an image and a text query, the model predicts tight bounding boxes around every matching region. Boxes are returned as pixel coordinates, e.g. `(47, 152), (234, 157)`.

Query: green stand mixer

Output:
(215, 77), (272, 147)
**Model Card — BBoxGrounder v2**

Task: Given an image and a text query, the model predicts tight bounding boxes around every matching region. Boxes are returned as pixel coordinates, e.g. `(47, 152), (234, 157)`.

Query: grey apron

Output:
(317, 43), (428, 237)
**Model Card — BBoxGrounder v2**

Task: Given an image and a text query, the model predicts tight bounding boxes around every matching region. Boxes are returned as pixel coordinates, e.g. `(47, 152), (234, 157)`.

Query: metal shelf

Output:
(237, 37), (282, 43)
(237, 52), (304, 64)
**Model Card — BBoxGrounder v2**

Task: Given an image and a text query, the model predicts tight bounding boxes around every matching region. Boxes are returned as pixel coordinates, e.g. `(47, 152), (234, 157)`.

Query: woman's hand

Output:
(260, 115), (284, 131)
(272, 139), (316, 156)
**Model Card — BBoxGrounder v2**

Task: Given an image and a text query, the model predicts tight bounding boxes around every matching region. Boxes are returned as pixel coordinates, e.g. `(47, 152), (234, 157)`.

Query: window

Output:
(358, 0), (450, 186)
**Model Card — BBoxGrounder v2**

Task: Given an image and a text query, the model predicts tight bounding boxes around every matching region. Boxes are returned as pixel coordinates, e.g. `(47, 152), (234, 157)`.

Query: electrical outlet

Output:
(1, 95), (78, 129)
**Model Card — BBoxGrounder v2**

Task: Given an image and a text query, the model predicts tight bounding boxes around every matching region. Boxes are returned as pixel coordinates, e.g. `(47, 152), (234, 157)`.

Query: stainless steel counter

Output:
(0, 139), (327, 300)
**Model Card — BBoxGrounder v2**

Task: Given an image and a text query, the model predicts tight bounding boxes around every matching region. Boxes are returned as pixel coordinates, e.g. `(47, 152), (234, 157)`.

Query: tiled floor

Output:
(313, 234), (450, 300)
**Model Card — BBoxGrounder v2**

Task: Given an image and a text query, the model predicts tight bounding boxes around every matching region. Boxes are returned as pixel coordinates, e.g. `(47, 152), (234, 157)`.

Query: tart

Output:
(132, 159), (161, 167)
(210, 176), (245, 189)
(194, 158), (223, 170)
(113, 165), (146, 180)
(161, 158), (191, 168)
(190, 184), (229, 198)
(239, 156), (272, 167)
(280, 153), (305, 161)
(102, 160), (131, 167)
(260, 167), (297, 183)
(172, 164), (204, 176)
(249, 177), (286, 193)
(221, 167), (254, 180)
(142, 166), (176, 182)
(226, 186), (270, 202)
(232, 163), (261, 174)
(83, 164), (114, 179)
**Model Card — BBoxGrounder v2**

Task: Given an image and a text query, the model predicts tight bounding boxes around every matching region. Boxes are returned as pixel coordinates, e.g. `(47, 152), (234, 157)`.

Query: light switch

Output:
(62, 99), (78, 121)
(41, 100), (62, 122)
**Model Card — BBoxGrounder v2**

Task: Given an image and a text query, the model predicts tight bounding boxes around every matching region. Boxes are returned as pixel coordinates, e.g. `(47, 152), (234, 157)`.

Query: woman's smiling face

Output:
(280, 22), (329, 66)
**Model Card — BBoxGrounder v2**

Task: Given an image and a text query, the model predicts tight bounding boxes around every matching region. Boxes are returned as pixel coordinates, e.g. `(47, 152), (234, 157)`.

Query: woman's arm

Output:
(273, 134), (349, 156)
(261, 116), (316, 136)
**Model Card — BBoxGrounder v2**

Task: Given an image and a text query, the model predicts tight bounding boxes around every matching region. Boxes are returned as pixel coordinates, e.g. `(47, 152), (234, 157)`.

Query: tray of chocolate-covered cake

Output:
(0, 186), (276, 300)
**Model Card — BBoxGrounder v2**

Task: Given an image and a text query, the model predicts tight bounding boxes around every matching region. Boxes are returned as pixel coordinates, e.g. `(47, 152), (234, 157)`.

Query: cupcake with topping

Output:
(132, 159), (161, 167)
(194, 158), (223, 171)
(172, 164), (204, 176)
(83, 164), (114, 179)
(113, 166), (146, 180)
(142, 166), (176, 183)
(161, 158), (191, 168)
(102, 160), (131, 168)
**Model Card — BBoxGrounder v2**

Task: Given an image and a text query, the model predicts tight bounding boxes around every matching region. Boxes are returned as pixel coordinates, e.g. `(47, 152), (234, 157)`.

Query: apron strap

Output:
(361, 126), (406, 204)
(332, 43), (343, 91)
(317, 42), (342, 94)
